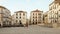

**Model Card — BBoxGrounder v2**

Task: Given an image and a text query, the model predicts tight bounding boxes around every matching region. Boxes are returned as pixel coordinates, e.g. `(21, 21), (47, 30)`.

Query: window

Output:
(16, 13), (18, 17)
(20, 13), (21, 15)
(38, 13), (41, 15)
(36, 22), (37, 24)
(45, 15), (47, 17)
(36, 19), (37, 21)
(59, 3), (60, 5)
(59, 15), (60, 17)
(23, 13), (25, 16)
(33, 16), (34, 18)
(16, 17), (18, 18)
(33, 22), (34, 24)
(36, 13), (37, 15)
(59, 9), (60, 11)
(55, 20), (57, 23)
(20, 17), (21, 18)
(33, 13), (34, 15)
(39, 22), (41, 23)
(16, 20), (17, 23)
(3, 21), (6, 25)
(54, 6), (56, 9)
(33, 19), (34, 21)
(16, 13), (18, 15)
(50, 7), (52, 10)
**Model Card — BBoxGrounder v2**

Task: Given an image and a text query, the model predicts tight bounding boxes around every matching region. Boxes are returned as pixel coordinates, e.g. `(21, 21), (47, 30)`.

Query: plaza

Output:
(0, 25), (60, 34)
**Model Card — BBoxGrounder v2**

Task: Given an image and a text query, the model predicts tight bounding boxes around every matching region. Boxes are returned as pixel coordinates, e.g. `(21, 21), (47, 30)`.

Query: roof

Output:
(49, 0), (60, 6)
(55, 0), (60, 3)
(0, 6), (10, 12)
(0, 6), (6, 9)
(31, 9), (43, 12)
(15, 11), (27, 13)
(49, 1), (55, 6)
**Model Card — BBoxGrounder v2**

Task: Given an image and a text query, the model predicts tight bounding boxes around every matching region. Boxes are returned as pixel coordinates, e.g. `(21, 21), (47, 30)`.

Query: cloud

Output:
(26, 0), (30, 2)
(0, 0), (8, 2)
(0, 0), (4, 2)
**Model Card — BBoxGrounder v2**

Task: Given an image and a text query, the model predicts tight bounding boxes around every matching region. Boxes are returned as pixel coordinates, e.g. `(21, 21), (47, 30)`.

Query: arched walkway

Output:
(0, 24), (1, 27)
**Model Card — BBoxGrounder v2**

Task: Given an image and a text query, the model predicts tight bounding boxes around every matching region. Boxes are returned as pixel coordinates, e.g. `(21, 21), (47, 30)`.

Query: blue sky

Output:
(0, 0), (53, 18)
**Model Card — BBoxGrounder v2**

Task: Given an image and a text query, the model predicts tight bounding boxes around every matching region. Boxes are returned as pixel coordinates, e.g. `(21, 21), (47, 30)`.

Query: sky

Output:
(0, 0), (54, 18)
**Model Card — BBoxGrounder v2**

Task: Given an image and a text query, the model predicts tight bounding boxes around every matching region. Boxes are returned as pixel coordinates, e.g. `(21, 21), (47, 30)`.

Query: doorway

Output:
(19, 20), (22, 24)
(0, 24), (1, 27)
(19, 20), (23, 27)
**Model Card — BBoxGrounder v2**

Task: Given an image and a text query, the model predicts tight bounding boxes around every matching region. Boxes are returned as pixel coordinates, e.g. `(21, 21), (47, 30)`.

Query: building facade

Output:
(43, 11), (48, 24)
(48, 0), (60, 24)
(0, 6), (11, 27)
(12, 11), (27, 26)
(30, 9), (43, 25)
(47, 0), (60, 27)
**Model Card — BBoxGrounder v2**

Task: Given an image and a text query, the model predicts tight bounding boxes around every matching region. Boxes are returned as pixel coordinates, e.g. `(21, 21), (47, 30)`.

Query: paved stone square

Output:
(0, 25), (60, 34)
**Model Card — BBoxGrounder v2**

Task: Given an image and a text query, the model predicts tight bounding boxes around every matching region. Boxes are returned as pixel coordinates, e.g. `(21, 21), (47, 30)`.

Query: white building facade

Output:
(12, 11), (27, 26)
(0, 6), (11, 27)
(48, 0), (60, 24)
(30, 9), (43, 25)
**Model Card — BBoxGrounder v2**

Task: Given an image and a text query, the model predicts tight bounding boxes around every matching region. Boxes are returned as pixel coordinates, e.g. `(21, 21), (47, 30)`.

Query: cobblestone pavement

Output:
(0, 25), (60, 34)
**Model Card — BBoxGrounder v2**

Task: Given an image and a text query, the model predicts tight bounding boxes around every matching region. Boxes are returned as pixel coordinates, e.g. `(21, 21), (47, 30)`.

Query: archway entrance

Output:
(0, 24), (1, 27)
(19, 20), (24, 27)
(20, 20), (22, 24)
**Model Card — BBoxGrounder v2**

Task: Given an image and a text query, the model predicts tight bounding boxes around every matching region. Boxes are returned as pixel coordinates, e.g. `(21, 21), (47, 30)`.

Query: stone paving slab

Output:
(0, 25), (60, 34)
